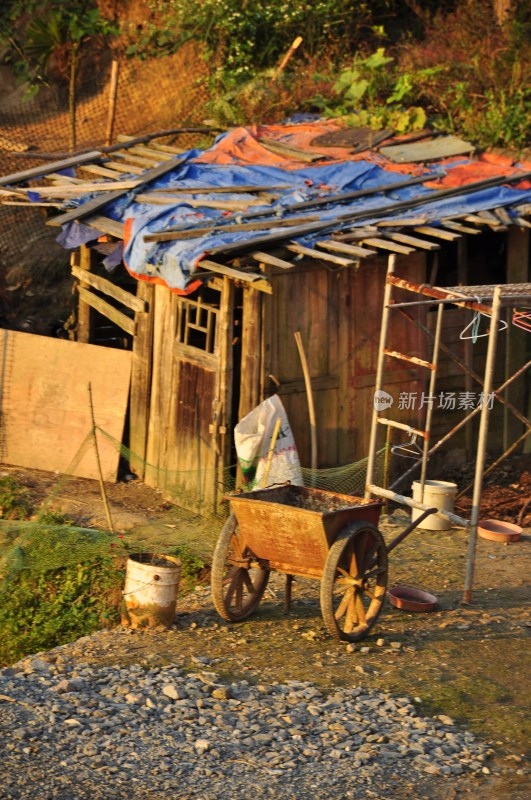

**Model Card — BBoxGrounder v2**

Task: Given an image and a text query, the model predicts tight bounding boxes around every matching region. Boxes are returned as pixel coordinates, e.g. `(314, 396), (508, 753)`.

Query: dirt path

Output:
(1, 464), (529, 798)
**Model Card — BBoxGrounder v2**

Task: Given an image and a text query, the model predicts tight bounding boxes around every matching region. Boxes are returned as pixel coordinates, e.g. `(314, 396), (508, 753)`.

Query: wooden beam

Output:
(103, 160), (144, 175)
(126, 145), (175, 161)
(134, 193), (264, 210)
(316, 239), (377, 258)
(259, 136), (328, 162)
(504, 226), (530, 452)
(78, 164), (124, 179)
(383, 232), (440, 250)
(441, 220), (482, 235)
(360, 238), (415, 254)
(148, 184), (291, 194)
(197, 259), (272, 293)
(20, 179), (140, 197)
(76, 246), (92, 343)
(77, 286), (135, 335)
(286, 243), (355, 265)
(46, 155), (187, 227)
(72, 266), (147, 313)
(84, 215), (125, 239)
(129, 281), (154, 478)
(413, 226), (461, 241)
(142, 214), (321, 243)
(138, 142), (185, 155)
(250, 251), (294, 269)
(111, 150), (161, 168)
(239, 287), (262, 419)
(0, 150), (102, 187)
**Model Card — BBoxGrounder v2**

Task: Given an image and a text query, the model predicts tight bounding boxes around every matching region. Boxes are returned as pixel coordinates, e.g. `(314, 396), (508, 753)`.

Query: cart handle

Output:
(386, 507), (438, 554)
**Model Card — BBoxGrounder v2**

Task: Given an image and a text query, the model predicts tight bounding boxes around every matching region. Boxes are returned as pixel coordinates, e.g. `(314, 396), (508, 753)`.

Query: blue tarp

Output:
(54, 130), (531, 292)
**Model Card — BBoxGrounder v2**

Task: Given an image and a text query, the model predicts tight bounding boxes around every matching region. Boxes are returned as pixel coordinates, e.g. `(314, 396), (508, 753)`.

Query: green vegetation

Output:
(0, 554), (124, 666)
(0, 476), (33, 520)
(0, 487), (208, 665)
(1, 0), (529, 150)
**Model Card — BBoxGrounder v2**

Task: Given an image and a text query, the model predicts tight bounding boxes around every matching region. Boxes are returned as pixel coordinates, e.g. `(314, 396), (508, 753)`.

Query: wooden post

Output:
(504, 227), (530, 452)
(88, 383), (114, 533)
(76, 245), (92, 343)
(129, 281), (154, 478)
(294, 330), (318, 471)
(144, 285), (172, 488)
(105, 60), (120, 147)
(238, 286), (262, 420)
(457, 237), (474, 457)
(216, 277), (235, 508)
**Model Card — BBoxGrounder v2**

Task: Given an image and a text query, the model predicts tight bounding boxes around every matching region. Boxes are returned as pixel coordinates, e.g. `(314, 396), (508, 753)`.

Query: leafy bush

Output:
(0, 476), (33, 520)
(124, 0), (396, 83)
(0, 556), (124, 665)
(313, 48), (429, 134)
(397, 0), (531, 149)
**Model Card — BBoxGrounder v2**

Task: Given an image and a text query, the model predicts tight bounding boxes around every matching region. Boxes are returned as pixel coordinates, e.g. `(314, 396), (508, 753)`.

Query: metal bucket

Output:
(411, 480), (458, 531)
(121, 553), (181, 629)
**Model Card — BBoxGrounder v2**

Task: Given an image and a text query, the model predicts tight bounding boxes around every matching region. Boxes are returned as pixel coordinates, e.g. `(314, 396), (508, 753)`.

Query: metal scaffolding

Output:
(365, 254), (531, 602)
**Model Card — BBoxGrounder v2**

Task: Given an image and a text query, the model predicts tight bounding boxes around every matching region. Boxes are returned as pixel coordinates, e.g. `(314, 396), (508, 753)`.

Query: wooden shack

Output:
(1, 123), (530, 511)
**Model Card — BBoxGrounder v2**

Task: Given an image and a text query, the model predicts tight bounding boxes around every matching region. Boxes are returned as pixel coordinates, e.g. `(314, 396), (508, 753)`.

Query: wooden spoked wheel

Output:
(211, 514), (270, 621)
(320, 521), (388, 642)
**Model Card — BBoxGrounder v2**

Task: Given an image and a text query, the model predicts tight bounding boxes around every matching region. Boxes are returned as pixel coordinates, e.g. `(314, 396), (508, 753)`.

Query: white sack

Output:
(234, 395), (303, 489)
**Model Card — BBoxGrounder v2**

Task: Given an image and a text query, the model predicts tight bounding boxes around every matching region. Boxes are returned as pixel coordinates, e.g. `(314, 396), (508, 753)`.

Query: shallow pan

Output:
(478, 519), (522, 544)
(389, 586), (437, 612)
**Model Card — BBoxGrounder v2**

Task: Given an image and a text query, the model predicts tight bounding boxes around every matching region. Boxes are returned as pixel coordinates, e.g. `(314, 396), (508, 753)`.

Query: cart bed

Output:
(227, 484), (381, 578)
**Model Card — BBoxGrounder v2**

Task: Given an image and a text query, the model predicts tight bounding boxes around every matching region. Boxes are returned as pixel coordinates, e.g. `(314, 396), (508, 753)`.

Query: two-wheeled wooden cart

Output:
(211, 484), (436, 641)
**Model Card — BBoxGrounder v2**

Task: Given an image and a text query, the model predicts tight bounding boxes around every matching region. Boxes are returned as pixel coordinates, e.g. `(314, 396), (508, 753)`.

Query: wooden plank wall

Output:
(129, 281), (154, 477)
(261, 253), (428, 469)
(0, 330), (131, 481)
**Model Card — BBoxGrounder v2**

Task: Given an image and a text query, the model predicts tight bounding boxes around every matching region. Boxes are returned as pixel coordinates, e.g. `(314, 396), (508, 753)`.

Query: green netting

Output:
(0, 421), (385, 584)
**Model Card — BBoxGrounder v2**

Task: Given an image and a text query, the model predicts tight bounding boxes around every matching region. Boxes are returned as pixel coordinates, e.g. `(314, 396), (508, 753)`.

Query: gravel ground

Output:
(0, 646), (504, 800)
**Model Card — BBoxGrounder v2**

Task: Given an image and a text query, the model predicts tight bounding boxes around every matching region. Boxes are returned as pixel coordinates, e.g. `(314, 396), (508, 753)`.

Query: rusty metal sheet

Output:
(380, 135), (474, 163)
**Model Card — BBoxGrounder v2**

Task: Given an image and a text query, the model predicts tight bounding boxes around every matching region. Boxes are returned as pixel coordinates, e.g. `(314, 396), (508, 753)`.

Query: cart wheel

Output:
(211, 513), (270, 622)
(320, 521), (388, 642)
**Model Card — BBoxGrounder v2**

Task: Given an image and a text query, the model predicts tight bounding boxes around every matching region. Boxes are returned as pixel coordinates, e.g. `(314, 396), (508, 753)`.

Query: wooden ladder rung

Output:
(384, 348), (435, 370)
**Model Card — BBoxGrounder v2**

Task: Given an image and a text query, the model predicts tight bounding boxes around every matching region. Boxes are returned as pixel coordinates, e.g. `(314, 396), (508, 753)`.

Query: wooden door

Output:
(168, 278), (233, 513)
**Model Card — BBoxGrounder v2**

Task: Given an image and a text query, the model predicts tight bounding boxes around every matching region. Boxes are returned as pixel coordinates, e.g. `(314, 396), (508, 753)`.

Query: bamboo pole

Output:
(463, 286), (502, 604)
(105, 60), (120, 146)
(272, 36), (303, 81)
(261, 417), (282, 487)
(294, 331), (317, 471)
(88, 383), (115, 533)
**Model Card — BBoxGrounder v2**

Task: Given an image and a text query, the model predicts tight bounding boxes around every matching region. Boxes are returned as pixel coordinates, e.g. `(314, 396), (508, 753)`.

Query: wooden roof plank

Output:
(379, 135), (474, 163)
(84, 215), (125, 238)
(46, 155), (187, 227)
(111, 151), (161, 168)
(286, 243), (355, 266)
(360, 237), (416, 254)
(316, 239), (377, 257)
(0, 150), (103, 187)
(413, 226), (461, 241)
(77, 164), (124, 179)
(441, 220), (482, 235)
(197, 259), (272, 293)
(103, 160), (144, 175)
(250, 251), (295, 269)
(383, 232), (440, 250)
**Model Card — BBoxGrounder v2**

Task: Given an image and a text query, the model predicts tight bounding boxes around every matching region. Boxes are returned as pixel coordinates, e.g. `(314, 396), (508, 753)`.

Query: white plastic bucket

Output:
(121, 553), (181, 629)
(411, 480), (458, 531)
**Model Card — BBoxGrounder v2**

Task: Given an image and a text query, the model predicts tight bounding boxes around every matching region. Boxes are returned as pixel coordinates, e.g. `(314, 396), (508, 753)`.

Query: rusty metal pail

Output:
(121, 553), (181, 629)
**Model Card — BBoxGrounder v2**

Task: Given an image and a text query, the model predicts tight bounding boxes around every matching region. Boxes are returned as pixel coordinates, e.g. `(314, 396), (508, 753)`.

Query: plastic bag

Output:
(234, 395), (303, 489)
